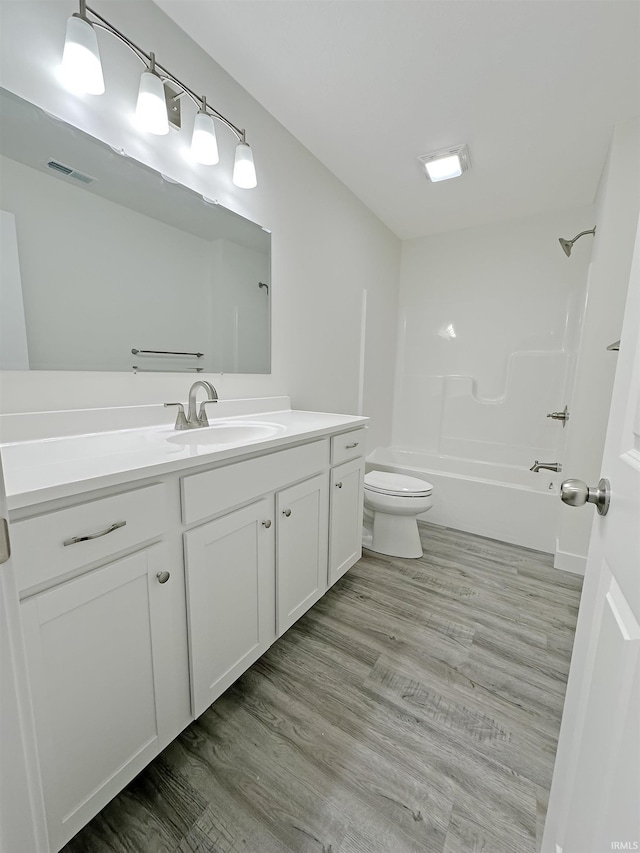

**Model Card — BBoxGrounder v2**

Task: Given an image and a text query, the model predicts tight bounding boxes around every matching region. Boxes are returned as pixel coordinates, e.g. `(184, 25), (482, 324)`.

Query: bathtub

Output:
(366, 447), (560, 553)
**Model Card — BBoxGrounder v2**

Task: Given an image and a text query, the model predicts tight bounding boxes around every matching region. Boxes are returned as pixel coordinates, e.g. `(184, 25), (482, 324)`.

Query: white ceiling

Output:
(155, 1), (640, 240)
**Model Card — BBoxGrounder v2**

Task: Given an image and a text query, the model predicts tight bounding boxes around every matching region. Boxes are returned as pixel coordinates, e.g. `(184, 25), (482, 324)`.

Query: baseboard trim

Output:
(553, 546), (586, 576)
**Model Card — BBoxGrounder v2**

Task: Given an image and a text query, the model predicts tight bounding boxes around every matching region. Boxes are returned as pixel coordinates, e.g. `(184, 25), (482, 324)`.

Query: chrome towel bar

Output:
(132, 366), (203, 373)
(131, 348), (204, 358)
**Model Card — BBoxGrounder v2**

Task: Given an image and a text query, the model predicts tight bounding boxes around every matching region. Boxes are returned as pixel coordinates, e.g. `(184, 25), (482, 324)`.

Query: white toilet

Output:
(362, 470), (434, 558)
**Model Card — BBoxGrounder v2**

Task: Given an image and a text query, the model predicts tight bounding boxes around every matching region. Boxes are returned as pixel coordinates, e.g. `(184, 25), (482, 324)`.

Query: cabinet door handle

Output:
(282, 509), (292, 517)
(63, 520), (126, 546)
(336, 482), (343, 489)
(262, 519), (272, 528)
(156, 571), (170, 584)
(345, 442), (359, 449)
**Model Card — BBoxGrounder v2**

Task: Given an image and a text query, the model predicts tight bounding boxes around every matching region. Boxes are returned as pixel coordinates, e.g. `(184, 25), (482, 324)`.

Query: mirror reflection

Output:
(0, 87), (271, 374)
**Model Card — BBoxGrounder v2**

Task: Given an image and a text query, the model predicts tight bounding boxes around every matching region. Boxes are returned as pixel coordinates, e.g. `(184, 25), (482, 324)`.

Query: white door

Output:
(0, 457), (49, 853)
(329, 457), (364, 587)
(184, 498), (276, 718)
(21, 545), (173, 851)
(276, 472), (329, 635)
(542, 222), (640, 852)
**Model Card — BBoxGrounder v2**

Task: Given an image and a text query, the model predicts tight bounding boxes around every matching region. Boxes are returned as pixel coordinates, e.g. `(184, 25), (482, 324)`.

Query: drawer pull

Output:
(63, 520), (126, 547)
(345, 442), (359, 449)
(156, 571), (171, 584)
(282, 509), (292, 517)
(262, 519), (272, 528)
(336, 482), (343, 489)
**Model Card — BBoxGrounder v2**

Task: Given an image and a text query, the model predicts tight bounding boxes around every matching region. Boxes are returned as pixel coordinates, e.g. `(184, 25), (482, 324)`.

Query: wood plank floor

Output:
(63, 523), (583, 853)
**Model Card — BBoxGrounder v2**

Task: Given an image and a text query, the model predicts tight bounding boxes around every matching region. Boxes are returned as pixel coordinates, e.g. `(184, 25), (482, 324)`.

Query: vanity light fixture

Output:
(60, 5), (104, 94)
(418, 144), (471, 183)
(60, 0), (257, 187)
(135, 54), (169, 136)
(191, 97), (219, 166)
(233, 142), (258, 189)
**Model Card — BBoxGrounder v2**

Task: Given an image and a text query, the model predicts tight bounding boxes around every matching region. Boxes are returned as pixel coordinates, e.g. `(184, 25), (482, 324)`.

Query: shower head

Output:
(558, 227), (596, 257)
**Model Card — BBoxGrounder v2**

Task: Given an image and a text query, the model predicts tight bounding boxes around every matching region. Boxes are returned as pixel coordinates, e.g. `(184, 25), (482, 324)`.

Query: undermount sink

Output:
(166, 421), (284, 446)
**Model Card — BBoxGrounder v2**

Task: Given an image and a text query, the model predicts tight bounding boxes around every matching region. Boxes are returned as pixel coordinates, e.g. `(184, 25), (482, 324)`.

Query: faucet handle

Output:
(198, 399), (218, 427)
(164, 402), (188, 430)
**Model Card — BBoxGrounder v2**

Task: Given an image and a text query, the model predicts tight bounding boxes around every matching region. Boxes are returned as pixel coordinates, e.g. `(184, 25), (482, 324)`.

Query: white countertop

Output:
(1, 407), (368, 510)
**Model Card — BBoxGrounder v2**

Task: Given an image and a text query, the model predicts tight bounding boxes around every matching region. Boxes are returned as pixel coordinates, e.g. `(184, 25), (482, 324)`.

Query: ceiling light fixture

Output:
(60, 0), (257, 188)
(418, 144), (471, 183)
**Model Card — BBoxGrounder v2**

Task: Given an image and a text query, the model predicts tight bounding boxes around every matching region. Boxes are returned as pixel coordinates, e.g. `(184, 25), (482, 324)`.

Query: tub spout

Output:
(530, 461), (562, 473)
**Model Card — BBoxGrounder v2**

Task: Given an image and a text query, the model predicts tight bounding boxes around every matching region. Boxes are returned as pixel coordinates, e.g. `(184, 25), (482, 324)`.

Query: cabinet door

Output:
(184, 498), (275, 719)
(329, 457), (365, 587)
(276, 472), (329, 635)
(21, 545), (172, 852)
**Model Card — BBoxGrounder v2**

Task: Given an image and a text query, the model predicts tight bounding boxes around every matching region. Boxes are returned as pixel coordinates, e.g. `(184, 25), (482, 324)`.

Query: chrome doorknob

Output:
(560, 478), (611, 516)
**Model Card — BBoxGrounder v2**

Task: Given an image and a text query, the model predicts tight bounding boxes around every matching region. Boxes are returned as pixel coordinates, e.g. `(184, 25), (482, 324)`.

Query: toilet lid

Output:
(364, 471), (433, 497)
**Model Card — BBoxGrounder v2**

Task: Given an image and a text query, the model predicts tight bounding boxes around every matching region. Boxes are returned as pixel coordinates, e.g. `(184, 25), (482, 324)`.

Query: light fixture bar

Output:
(84, 4), (246, 143)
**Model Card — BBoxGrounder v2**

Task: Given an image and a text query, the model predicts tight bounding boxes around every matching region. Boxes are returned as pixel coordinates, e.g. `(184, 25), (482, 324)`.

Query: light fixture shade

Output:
(232, 142), (257, 189)
(61, 14), (105, 95)
(136, 70), (169, 135)
(191, 111), (219, 165)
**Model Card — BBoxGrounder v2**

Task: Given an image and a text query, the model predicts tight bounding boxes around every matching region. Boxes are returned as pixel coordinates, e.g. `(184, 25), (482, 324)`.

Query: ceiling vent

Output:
(47, 159), (96, 184)
(418, 144), (471, 182)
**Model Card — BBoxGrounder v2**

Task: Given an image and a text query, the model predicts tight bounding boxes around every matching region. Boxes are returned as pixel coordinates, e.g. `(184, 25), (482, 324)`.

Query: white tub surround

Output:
(368, 447), (559, 553)
(393, 207), (593, 471)
(5, 398), (366, 851)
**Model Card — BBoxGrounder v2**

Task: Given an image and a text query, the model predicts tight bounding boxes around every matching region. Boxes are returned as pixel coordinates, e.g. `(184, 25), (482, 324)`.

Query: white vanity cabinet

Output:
(185, 467), (330, 716)
(276, 471), (329, 635)
(328, 428), (366, 586)
(329, 457), (365, 586)
(182, 442), (332, 712)
(20, 544), (176, 852)
(6, 412), (368, 851)
(184, 497), (276, 719)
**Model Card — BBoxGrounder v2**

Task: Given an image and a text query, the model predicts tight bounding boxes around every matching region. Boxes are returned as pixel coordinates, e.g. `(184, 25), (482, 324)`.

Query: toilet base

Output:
(364, 511), (423, 559)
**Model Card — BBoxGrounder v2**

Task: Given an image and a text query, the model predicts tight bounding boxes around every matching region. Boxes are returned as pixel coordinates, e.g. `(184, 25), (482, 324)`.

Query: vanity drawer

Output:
(181, 439), (330, 525)
(331, 428), (366, 465)
(12, 483), (167, 593)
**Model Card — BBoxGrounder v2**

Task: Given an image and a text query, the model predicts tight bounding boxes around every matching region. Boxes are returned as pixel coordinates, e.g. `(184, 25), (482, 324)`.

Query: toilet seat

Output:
(364, 471), (433, 498)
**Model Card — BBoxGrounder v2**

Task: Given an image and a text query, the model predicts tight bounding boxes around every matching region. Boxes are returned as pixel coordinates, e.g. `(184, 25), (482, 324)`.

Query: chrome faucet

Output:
(165, 380), (218, 429)
(530, 460), (562, 473)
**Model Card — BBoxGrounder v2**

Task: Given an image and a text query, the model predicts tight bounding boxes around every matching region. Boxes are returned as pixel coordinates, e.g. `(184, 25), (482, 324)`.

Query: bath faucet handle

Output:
(546, 405), (570, 427)
(164, 402), (188, 430)
(530, 460), (563, 473)
(198, 398), (218, 427)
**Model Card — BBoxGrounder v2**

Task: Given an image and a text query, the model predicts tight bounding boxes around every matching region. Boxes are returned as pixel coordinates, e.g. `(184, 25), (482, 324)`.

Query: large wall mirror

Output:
(0, 87), (271, 374)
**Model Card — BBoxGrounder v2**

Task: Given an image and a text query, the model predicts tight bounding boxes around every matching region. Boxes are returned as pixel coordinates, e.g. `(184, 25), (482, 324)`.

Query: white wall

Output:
(0, 0), (400, 452)
(393, 206), (594, 466)
(555, 117), (640, 574)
